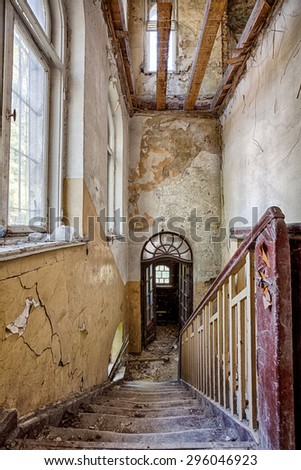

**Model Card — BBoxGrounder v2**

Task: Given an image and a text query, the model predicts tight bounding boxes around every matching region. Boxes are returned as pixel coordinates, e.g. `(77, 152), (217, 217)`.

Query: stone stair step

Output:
(16, 438), (258, 450)
(119, 384), (183, 392)
(104, 391), (192, 401)
(44, 425), (233, 444)
(95, 398), (199, 408)
(111, 387), (189, 397)
(122, 381), (180, 388)
(73, 412), (219, 433)
(86, 404), (206, 418)
(119, 384), (185, 392)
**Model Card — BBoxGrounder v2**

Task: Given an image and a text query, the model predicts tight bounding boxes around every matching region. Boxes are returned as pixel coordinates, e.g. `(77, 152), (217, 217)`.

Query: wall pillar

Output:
(255, 207), (295, 449)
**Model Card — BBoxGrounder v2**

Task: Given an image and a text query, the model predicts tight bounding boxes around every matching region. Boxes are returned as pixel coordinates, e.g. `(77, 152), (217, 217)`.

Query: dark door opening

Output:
(141, 231), (193, 348)
(156, 261), (179, 326)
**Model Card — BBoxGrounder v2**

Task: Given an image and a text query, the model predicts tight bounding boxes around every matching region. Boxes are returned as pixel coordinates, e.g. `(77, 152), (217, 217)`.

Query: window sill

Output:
(0, 240), (87, 262)
(106, 233), (126, 243)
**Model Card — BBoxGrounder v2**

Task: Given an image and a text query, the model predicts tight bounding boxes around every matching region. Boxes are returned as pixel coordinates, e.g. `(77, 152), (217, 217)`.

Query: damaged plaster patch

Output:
(6, 298), (40, 336)
(159, 120), (190, 131)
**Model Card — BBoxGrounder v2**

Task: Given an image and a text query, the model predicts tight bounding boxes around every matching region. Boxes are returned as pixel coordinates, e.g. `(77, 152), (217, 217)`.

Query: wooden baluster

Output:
(246, 251), (257, 429)
(217, 288), (223, 405)
(229, 274), (236, 414)
(222, 281), (229, 409)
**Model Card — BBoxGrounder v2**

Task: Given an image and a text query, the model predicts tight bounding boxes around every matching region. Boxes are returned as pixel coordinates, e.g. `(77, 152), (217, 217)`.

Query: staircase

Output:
(14, 381), (257, 450)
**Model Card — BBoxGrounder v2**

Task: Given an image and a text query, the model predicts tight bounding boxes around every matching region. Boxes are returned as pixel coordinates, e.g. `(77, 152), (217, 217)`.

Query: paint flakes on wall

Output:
(6, 298), (40, 336)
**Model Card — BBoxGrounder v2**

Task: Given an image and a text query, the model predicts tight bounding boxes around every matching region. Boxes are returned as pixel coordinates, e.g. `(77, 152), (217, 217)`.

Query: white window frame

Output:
(107, 80), (124, 238)
(107, 101), (115, 235)
(144, 0), (177, 74)
(0, 0), (65, 236)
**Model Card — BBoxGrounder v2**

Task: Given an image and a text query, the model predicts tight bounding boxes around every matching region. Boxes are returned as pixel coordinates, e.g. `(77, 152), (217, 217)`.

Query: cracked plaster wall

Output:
(129, 115), (222, 287)
(128, 114), (222, 351)
(0, 190), (128, 416)
(221, 0), (301, 264)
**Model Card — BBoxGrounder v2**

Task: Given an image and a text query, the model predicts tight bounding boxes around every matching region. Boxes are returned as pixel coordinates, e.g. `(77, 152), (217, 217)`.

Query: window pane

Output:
(27, 0), (47, 32)
(149, 31), (157, 72)
(147, 31), (176, 73)
(156, 265), (170, 284)
(8, 26), (48, 226)
(149, 5), (157, 21)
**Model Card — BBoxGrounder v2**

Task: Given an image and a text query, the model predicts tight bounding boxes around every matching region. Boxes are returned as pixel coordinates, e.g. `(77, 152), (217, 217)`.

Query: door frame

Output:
(140, 231), (193, 348)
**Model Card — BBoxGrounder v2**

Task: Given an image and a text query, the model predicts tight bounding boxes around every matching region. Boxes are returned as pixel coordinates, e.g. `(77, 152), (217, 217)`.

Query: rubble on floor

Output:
(124, 324), (179, 382)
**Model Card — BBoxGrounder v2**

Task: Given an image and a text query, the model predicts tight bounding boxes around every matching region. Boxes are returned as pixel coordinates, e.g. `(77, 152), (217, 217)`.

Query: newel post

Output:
(255, 207), (295, 449)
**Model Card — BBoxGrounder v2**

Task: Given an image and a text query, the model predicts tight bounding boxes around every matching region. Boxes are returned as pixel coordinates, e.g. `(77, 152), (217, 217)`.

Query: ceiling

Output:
(102, 0), (280, 117)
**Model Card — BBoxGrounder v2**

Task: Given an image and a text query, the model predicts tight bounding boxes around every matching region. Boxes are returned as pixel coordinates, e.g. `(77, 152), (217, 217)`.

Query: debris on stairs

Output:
(9, 381), (257, 450)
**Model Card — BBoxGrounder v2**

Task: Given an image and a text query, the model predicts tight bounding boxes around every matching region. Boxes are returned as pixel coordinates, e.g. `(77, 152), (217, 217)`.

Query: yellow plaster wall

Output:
(0, 182), (128, 416)
(127, 281), (141, 354)
(193, 281), (214, 309)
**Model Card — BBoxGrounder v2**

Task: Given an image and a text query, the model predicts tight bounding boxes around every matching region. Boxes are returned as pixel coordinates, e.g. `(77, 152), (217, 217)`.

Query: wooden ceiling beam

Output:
(184, 0), (227, 111)
(211, 0), (278, 113)
(110, 0), (125, 30)
(156, 2), (172, 111)
(103, 0), (136, 112)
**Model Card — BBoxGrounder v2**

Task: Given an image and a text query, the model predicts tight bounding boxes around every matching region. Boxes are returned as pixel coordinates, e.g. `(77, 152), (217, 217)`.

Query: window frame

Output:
(107, 100), (116, 235)
(8, 19), (50, 229)
(144, 0), (177, 74)
(1, 0), (65, 236)
(106, 80), (124, 238)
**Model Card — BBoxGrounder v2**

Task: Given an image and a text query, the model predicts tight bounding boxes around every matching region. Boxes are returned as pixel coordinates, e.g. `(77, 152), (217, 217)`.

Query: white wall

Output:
(221, 0), (301, 236)
(65, 1), (85, 179)
(64, 0), (129, 283)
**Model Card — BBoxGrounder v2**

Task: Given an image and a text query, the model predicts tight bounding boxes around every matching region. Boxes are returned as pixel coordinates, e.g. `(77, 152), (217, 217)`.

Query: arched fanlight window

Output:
(141, 231), (192, 262)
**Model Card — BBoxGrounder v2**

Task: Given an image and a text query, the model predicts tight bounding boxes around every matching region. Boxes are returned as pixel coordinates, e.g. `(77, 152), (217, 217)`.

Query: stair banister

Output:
(179, 206), (295, 449)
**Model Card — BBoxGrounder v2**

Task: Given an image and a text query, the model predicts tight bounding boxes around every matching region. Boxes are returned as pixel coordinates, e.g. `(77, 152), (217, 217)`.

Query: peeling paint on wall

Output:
(0, 182), (128, 417)
(129, 113), (222, 289)
(6, 298), (40, 336)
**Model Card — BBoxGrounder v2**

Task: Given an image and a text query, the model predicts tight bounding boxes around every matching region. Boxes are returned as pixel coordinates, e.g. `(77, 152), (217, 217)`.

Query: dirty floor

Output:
(124, 324), (179, 382)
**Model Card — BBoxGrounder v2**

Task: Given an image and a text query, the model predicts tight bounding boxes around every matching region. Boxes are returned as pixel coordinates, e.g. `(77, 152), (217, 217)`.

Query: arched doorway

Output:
(141, 231), (193, 348)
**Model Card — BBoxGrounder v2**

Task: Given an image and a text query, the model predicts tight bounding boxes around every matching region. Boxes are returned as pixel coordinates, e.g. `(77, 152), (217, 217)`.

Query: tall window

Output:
(121, 0), (128, 30)
(1, 0), (64, 233)
(145, 0), (177, 73)
(107, 81), (124, 236)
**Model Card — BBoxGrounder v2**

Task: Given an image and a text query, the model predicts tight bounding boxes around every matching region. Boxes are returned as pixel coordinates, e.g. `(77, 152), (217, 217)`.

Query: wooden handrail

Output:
(179, 205), (295, 449)
(180, 206), (284, 335)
